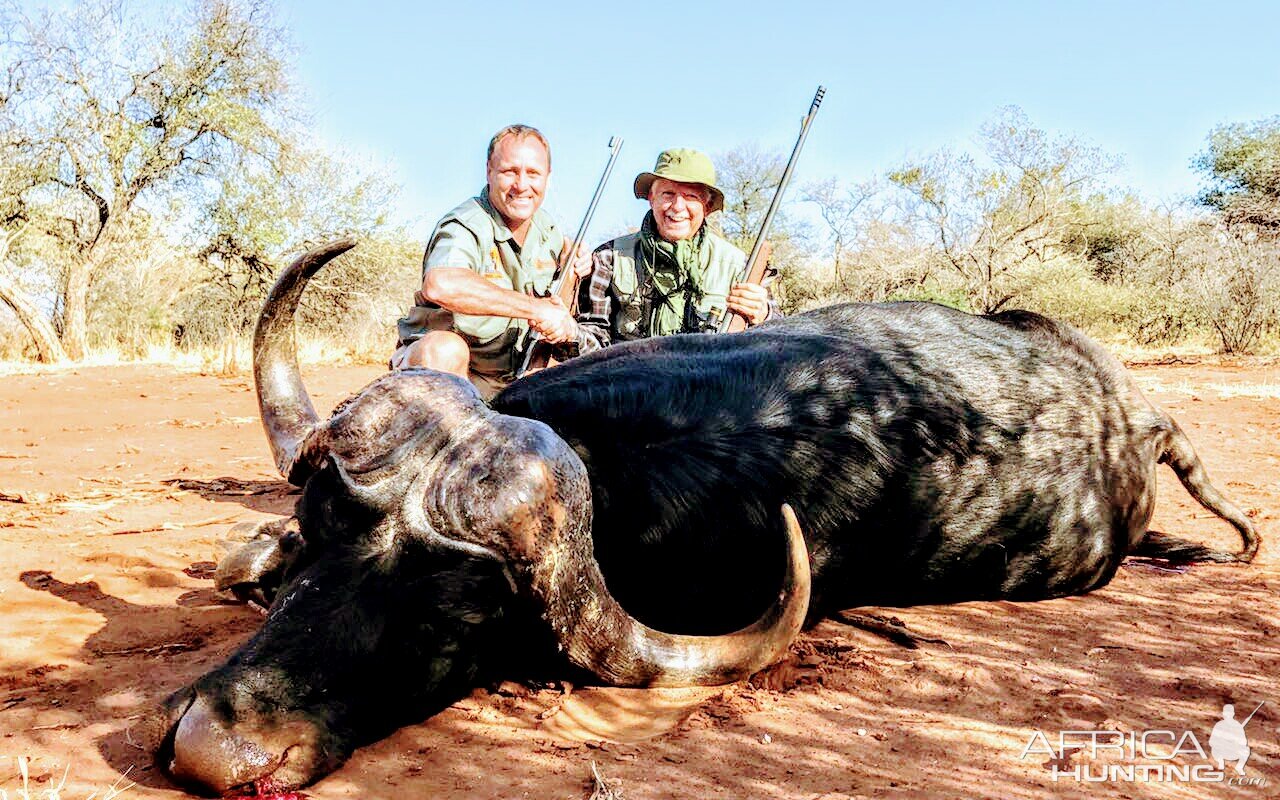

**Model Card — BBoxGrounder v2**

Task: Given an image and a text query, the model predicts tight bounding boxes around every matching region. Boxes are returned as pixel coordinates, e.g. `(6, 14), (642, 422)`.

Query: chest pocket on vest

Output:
(612, 256), (645, 338)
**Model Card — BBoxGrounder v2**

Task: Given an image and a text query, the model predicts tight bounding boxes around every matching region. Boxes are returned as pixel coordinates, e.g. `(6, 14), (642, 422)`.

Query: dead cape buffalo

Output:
(140, 239), (1259, 795)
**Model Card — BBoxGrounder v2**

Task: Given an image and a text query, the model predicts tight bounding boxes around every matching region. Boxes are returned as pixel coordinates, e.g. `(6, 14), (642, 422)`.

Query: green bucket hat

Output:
(633, 148), (725, 213)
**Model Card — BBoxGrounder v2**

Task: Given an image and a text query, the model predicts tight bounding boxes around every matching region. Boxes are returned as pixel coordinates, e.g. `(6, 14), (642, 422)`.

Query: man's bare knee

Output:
(404, 332), (470, 377)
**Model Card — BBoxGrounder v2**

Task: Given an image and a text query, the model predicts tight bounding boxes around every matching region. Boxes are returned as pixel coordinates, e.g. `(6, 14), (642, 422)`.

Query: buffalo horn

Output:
(537, 504), (811, 687)
(253, 238), (356, 485)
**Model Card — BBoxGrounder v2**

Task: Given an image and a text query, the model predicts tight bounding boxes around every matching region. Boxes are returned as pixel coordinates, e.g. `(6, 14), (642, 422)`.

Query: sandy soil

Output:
(1, 359), (1277, 800)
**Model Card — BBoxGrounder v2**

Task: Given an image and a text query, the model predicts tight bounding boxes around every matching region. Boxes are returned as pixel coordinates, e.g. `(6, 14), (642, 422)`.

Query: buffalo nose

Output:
(169, 695), (277, 795)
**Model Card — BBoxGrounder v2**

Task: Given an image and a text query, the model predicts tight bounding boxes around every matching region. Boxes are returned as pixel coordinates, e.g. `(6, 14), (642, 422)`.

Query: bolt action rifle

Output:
(717, 86), (825, 334)
(515, 136), (624, 378)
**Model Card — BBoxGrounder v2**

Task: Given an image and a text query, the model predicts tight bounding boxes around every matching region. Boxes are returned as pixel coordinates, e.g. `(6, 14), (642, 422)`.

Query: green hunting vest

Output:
(605, 229), (747, 341)
(396, 193), (563, 379)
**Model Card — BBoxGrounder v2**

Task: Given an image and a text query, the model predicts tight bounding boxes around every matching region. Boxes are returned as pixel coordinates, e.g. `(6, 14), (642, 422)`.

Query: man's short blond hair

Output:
(487, 124), (551, 168)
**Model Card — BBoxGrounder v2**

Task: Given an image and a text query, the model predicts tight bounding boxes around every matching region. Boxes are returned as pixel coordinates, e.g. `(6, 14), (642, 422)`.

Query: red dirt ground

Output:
(1, 360), (1277, 799)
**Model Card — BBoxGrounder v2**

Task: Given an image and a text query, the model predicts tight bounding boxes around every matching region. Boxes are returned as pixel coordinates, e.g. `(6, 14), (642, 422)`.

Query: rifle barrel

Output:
(1241, 701), (1265, 727)
(566, 136), (624, 271)
(719, 85), (825, 334)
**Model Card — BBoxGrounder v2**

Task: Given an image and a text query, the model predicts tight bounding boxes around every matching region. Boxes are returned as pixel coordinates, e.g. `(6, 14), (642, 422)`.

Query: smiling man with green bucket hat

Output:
(569, 148), (779, 354)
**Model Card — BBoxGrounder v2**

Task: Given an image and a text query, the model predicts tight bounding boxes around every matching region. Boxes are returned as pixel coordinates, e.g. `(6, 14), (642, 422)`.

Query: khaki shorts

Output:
(390, 343), (509, 402)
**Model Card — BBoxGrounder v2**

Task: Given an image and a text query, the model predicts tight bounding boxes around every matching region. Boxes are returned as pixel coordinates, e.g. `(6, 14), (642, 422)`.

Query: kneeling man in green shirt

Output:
(393, 124), (590, 399)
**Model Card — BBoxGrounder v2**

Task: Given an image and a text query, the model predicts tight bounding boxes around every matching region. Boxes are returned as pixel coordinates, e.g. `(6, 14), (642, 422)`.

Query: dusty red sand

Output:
(1, 360), (1277, 799)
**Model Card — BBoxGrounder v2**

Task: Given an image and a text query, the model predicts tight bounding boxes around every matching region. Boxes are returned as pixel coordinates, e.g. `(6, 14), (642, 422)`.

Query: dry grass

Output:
(1202, 380), (1280, 399)
(0, 336), (389, 377)
(585, 761), (625, 800)
(1134, 374), (1280, 400)
(1105, 340), (1220, 362)
(3, 756), (135, 800)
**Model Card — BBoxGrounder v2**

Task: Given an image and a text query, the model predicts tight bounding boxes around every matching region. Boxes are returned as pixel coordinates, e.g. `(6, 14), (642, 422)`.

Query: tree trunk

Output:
(0, 267), (69, 363)
(61, 213), (124, 360)
(61, 257), (91, 360)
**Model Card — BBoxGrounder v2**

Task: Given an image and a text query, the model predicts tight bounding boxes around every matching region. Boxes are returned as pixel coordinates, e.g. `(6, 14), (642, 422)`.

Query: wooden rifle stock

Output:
(719, 86), (825, 334)
(516, 136), (624, 377)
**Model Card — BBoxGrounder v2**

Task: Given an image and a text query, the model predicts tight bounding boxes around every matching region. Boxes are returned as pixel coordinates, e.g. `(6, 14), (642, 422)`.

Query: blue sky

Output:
(276, 1), (1280, 239)
(23, 1), (1280, 239)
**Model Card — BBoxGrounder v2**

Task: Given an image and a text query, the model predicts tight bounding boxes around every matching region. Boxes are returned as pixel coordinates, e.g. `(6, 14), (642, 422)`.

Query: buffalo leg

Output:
(833, 611), (950, 650)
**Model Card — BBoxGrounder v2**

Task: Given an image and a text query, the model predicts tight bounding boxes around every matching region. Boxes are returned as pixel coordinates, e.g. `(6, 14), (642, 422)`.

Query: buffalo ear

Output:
(215, 517), (304, 607)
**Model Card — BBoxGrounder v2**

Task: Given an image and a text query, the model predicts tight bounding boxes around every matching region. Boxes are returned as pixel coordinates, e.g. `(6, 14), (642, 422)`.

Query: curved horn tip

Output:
(779, 501), (810, 592)
(762, 501), (811, 651)
(298, 237), (358, 276)
(780, 503), (801, 541)
(253, 237), (359, 485)
(315, 236), (358, 255)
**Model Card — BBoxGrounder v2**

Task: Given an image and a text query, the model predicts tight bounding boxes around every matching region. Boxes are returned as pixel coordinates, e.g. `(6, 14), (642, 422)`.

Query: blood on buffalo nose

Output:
(168, 695), (282, 795)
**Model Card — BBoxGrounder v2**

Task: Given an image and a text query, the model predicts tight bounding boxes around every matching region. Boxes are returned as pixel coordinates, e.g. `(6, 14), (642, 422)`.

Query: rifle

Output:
(718, 86), (825, 334)
(1241, 702), (1264, 727)
(516, 135), (624, 378)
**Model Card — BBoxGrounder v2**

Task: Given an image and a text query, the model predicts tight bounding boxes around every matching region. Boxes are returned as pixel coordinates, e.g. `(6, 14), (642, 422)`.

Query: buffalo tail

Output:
(1139, 418), (1260, 563)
